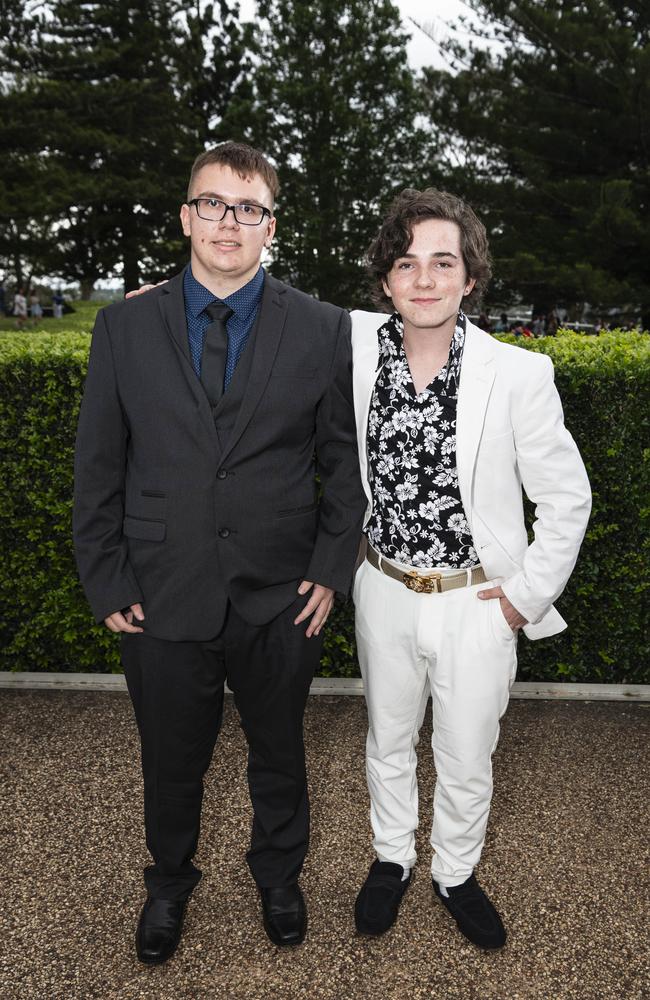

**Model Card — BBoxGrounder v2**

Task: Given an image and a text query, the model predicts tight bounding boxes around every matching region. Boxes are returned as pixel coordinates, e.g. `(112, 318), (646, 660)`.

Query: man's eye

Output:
(206, 199), (222, 208)
(240, 204), (255, 214)
(397, 262), (412, 270)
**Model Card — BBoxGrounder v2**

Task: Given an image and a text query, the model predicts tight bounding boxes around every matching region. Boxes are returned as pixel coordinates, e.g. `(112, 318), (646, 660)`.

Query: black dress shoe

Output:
(259, 884), (307, 947)
(433, 874), (506, 950)
(355, 860), (412, 935)
(136, 897), (187, 965)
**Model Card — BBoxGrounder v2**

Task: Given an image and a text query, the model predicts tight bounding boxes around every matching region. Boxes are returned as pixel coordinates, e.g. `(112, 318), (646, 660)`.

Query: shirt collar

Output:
(378, 309), (467, 394)
(183, 264), (265, 320)
(379, 310), (466, 355)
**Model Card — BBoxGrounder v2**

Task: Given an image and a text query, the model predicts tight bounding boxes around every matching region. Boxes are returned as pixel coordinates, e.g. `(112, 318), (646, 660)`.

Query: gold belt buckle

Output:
(403, 571), (442, 594)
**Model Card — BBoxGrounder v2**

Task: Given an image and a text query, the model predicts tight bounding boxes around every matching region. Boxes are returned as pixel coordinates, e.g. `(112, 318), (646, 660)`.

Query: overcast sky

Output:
(237, 0), (484, 71)
(394, 0), (482, 70)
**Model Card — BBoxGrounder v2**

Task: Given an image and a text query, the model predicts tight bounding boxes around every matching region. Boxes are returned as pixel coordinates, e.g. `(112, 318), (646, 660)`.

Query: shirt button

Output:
(216, 469), (227, 480)
(218, 528), (231, 539)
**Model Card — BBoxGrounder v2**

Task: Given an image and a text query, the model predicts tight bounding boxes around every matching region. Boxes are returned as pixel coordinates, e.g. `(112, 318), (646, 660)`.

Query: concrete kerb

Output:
(0, 671), (648, 702)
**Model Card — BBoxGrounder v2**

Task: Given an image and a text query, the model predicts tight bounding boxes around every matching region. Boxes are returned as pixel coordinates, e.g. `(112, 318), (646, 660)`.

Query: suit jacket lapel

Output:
(158, 266), (220, 449)
(456, 321), (496, 514)
(219, 273), (288, 465)
(352, 313), (383, 509)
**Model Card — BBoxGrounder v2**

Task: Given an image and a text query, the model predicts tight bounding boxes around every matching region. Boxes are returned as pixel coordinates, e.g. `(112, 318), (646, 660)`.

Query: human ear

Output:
(180, 203), (192, 238)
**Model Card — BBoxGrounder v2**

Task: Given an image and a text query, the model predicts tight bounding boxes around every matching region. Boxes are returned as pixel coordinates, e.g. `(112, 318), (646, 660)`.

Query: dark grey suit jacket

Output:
(73, 268), (366, 640)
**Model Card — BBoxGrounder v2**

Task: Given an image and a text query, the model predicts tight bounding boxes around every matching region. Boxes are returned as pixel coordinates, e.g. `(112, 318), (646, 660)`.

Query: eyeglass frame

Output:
(187, 197), (272, 227)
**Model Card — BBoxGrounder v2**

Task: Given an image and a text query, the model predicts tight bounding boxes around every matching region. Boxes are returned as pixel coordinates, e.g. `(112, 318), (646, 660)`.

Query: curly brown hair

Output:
(367, 188), (492, 311)
(187, 141), (280, 205)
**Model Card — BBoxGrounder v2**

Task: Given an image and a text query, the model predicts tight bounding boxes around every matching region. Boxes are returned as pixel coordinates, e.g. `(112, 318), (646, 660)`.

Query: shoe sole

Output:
(137, 950), (179, 966)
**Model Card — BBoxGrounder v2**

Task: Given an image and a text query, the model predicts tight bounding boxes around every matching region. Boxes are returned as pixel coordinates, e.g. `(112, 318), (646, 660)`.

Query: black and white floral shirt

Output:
(365, 311), (478, 569)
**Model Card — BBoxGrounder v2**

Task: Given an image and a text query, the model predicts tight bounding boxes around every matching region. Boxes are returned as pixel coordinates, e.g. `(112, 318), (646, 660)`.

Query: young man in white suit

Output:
(350, 189), (591, 949)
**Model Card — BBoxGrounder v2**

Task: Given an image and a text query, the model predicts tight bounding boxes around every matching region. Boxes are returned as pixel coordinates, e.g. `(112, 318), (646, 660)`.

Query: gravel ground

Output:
(0, 690), (648, 1000)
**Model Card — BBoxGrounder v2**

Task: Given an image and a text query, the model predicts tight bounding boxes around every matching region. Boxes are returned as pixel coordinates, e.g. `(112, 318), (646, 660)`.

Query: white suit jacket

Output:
(350, 311), (592, 640)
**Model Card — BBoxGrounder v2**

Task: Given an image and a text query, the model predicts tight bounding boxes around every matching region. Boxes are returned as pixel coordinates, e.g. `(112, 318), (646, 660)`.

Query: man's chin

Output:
(404, 308), (459, 332)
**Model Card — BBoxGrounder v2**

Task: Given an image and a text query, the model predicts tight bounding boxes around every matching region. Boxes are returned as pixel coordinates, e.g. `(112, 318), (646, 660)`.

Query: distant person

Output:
(531, 315), (545, 337)
(477, 311), (492, 333)
(52, 290), (64, 319)
(493, 312), (509, 333)
(545, 310), (558, 336)
(0, 280), (6, 317)
(29, 292), (43, 326)
(13, 288), (27, 329)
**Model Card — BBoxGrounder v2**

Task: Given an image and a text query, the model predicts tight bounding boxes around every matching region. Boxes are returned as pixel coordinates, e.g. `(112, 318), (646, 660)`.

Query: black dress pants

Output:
(121, 595), (323, 901)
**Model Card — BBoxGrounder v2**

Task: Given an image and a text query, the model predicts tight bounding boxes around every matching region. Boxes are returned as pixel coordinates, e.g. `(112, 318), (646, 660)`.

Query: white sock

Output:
(438, 883), (450, 897)
(401, 867), (410, 882)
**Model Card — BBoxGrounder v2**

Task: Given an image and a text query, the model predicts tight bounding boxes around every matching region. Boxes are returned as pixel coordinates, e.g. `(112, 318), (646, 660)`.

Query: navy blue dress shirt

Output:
(183, 265), (265, 388)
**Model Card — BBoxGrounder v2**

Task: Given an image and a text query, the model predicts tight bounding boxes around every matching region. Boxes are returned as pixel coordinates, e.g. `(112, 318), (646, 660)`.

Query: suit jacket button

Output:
(218, 528), (231, 539)
(216, 469), (227, 480)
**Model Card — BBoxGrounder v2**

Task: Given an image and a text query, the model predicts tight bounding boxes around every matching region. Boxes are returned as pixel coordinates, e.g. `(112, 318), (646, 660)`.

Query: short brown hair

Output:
(368, 188), (492, 310)
(187, 141), (280, 205)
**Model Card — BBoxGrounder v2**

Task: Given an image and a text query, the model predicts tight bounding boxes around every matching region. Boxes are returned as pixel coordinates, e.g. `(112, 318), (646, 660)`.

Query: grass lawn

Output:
(0, 300), (106, 336)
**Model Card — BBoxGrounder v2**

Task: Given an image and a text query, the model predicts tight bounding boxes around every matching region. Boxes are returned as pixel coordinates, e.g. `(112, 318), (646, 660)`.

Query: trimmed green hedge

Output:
(1, 326), (648, 682)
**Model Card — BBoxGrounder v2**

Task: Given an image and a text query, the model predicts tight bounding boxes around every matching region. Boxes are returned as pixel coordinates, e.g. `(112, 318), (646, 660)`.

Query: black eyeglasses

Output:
(188, 197), (271, 226)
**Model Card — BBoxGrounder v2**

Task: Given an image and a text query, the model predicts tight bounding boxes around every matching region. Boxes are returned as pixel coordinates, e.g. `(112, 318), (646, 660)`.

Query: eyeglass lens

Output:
(195, 199), (266, 225)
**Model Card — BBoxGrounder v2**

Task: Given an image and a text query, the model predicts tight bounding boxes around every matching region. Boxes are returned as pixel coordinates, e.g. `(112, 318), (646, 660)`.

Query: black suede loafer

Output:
(433, 874), (506, 949)
(259, 884), (307, 947)
(135, 897), (187, 965)
(355, 860), (412, 936)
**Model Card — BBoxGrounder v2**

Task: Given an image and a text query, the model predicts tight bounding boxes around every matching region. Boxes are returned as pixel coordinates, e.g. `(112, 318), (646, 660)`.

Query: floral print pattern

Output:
(365, 312), (478, 569)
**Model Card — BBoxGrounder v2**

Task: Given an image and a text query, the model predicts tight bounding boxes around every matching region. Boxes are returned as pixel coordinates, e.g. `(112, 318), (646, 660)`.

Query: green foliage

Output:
(482, 330), (648, 683)
(1, 324), (647, 682)
(421, 1), (650, 323)
(223, 0), (428, 308)
(0, 329), (120, 671)
(0, 1), (246, 293)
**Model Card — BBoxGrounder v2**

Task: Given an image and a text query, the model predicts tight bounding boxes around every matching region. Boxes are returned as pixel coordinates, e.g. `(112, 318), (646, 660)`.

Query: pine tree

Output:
(224, 0), (427, 309)
(420, 0), (650, 323)
(0, 1), (246, 294)
(0, 2), (58, 290)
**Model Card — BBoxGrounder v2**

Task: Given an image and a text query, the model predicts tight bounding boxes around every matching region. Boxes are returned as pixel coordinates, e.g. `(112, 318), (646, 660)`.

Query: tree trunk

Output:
(12, 251), (24, 292)
(80, 279), (96, 300)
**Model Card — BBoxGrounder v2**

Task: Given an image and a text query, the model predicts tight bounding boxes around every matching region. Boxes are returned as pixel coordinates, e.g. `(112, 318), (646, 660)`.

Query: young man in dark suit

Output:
(73, 142), (366, 962)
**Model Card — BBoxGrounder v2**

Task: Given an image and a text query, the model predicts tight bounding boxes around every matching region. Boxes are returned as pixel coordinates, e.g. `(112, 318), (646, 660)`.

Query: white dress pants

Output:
(354, 557), (517, 887)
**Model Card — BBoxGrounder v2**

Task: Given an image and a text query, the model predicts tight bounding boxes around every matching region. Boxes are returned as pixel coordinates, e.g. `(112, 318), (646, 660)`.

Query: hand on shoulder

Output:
(125, 281), (168, 299)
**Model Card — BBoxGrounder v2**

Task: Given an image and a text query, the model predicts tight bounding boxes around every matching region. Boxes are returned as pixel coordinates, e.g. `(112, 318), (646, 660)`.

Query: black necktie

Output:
(201, 302), (233, 406)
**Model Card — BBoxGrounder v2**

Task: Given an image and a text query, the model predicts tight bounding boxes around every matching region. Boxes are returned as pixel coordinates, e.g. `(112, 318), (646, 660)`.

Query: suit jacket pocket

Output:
(275, 503), (318, 518)
(123, 515), (166, 541)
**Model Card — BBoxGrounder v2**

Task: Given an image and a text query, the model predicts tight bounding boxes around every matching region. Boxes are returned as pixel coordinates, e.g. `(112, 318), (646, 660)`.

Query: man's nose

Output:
(219, 207), (240, 228)
(415, 268), (434, 287)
